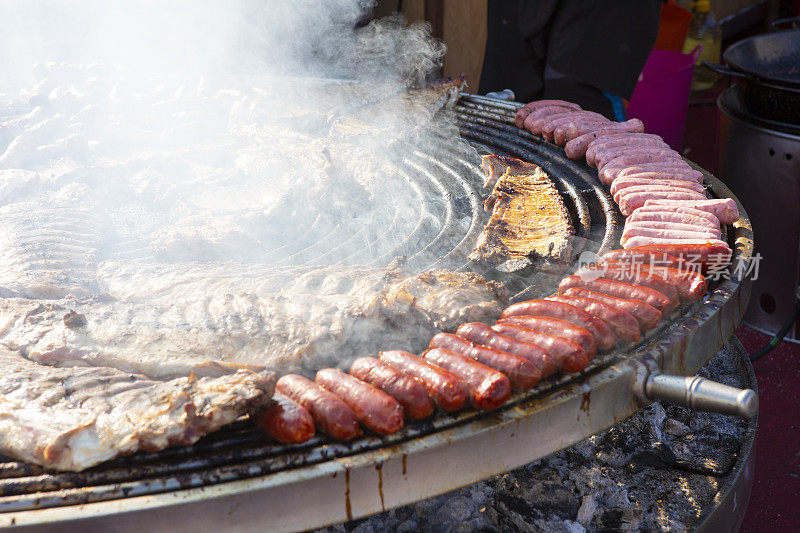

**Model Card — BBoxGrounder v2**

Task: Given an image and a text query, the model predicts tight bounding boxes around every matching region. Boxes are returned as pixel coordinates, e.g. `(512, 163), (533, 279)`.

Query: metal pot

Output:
(704, 19), (800, 124)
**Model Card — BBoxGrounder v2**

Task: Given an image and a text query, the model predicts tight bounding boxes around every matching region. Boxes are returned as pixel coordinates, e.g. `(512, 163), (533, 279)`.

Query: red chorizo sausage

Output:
(593, 261), (707, 301)
(254, 392), (316, 444)
(496, 315), (597, 358)
(350, 357), (434, 420)
(422, 348), (511, 411)
(276, 374), (361, 441)
(575, 262), (680, 307)
(625, 243), (732, 274)
(378, 350), (469, 412)
(501, 300), (616, 351)
(315, 368), (404, 435)
(433, 329), (542, 389)
(601, 248), (689, 271)
(562, 288), (662, 331)
(559, 275), (675, 313)
(489, 323), (589, 372)
(444, 323), (555, 378)
(546, 295), (640, 343)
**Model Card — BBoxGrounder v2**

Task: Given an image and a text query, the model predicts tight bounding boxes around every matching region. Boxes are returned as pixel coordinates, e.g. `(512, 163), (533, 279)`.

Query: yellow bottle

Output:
(683, 0), (722, 91)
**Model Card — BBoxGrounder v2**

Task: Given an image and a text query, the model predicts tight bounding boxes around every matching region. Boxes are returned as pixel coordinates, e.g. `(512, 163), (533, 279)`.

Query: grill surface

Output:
(0, 94), (753, 529)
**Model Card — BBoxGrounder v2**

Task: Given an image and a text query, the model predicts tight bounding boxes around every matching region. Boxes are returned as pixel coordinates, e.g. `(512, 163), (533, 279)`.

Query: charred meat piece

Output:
(471, 161), (574, 264)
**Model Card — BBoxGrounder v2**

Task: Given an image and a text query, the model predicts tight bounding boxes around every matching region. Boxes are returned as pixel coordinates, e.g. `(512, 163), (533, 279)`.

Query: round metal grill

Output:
(0, 94), (754, 528)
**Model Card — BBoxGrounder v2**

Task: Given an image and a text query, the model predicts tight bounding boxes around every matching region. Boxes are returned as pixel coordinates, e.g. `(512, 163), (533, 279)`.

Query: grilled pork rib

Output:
(471, 159), (574, 264)
(0, 352), (274, 471)
(0, 263), (507, 379)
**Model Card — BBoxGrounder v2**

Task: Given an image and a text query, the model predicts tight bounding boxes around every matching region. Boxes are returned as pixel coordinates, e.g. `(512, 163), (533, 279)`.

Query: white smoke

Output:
(0, 0), (473, 273)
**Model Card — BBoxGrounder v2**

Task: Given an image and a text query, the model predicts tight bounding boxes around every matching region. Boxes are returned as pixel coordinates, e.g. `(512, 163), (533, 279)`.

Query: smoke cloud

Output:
(0, 0), (476, 281)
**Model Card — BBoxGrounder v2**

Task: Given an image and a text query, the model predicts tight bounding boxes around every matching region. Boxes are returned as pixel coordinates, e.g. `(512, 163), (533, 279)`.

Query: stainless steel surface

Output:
(645, 373), (757, 420)
(718, 86), (800, 341)
(0, 93), (755, 532)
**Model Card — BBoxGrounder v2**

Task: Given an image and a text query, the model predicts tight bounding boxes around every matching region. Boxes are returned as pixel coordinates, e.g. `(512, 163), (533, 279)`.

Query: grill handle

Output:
(644, 373), (757, 420)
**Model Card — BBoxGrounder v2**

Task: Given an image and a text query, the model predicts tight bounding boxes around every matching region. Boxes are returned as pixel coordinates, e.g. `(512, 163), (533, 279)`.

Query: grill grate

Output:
(1, 94), (718, 513)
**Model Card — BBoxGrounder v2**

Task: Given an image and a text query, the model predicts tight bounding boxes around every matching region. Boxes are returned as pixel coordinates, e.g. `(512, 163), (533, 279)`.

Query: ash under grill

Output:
(0, 94), (751, 525)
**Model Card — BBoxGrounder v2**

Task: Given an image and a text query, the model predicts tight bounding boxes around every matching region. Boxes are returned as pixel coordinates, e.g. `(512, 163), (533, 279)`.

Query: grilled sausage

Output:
(515, 100), (581, 128)
(596, 148), (682, 173)
(613, 170), (704, 185)
(627, 210), (720, 231)
(315, 368), (404, 435)
(490, 323), (589, 372)
(350, 357), (434, 420)
(628, 242), (732, 268)
(623, 220), (721, 239)
(564, 128), (644, 159)
(553, 118), (610, 145)
(642, 198), (740, 224)
(533, 110), (605, 136)
(598, 154), (686, 184)
(622, 236), (731, 251)
(612, 179), (706, 198)
(433, 329), (543, 389)
(618, 186), (707, 206)
(446, 323), (556, 378)
(585, 134), (667, 162)
(378, 350), (469, 412)
(276, 374), (361, 441)
(562, 288), (662, 331)
(619, 190), (708, 216)
(564, 119), (644, 145)
(616, 165), (701, 181)
(629, 205), (721, 225)
(521, 107), (572, 132)
(501, 299), (616, 351)
(602, 248), (688, 271)
(610, 261), (707, 301)
(559, 275), (674, 313)
(542, 113), (607, 141)
(422, 348), (511, 411)
(496, 315), (597, 357)
(621, 226), (722, 246)
(574, 262), (680, 307)
(254, 392), (316, 444)
(588, 139), (669, 167)
(546, 295), (640, 343)
(602, 162), (696, 185)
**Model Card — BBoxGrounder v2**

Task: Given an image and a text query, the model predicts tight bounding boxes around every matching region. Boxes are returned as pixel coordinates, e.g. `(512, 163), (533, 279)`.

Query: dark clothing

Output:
(479, 0), (660, 118)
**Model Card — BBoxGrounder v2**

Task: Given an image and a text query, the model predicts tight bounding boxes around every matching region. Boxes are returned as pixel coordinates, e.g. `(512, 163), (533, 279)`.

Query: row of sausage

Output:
(254, 243), (714, 444)
(513, 99), (739, 252)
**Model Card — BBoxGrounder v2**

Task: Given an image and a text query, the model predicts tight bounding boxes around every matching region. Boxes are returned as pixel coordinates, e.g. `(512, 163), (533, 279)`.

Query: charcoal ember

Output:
(663, 418), (690, 437)
(590, 507), (643, 531)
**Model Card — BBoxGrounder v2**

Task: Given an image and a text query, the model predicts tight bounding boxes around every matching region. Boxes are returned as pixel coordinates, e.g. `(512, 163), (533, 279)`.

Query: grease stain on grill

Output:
(375, 463), (385, 511)
(345, 468), (352, 521)
(579, 390), (591, 416)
